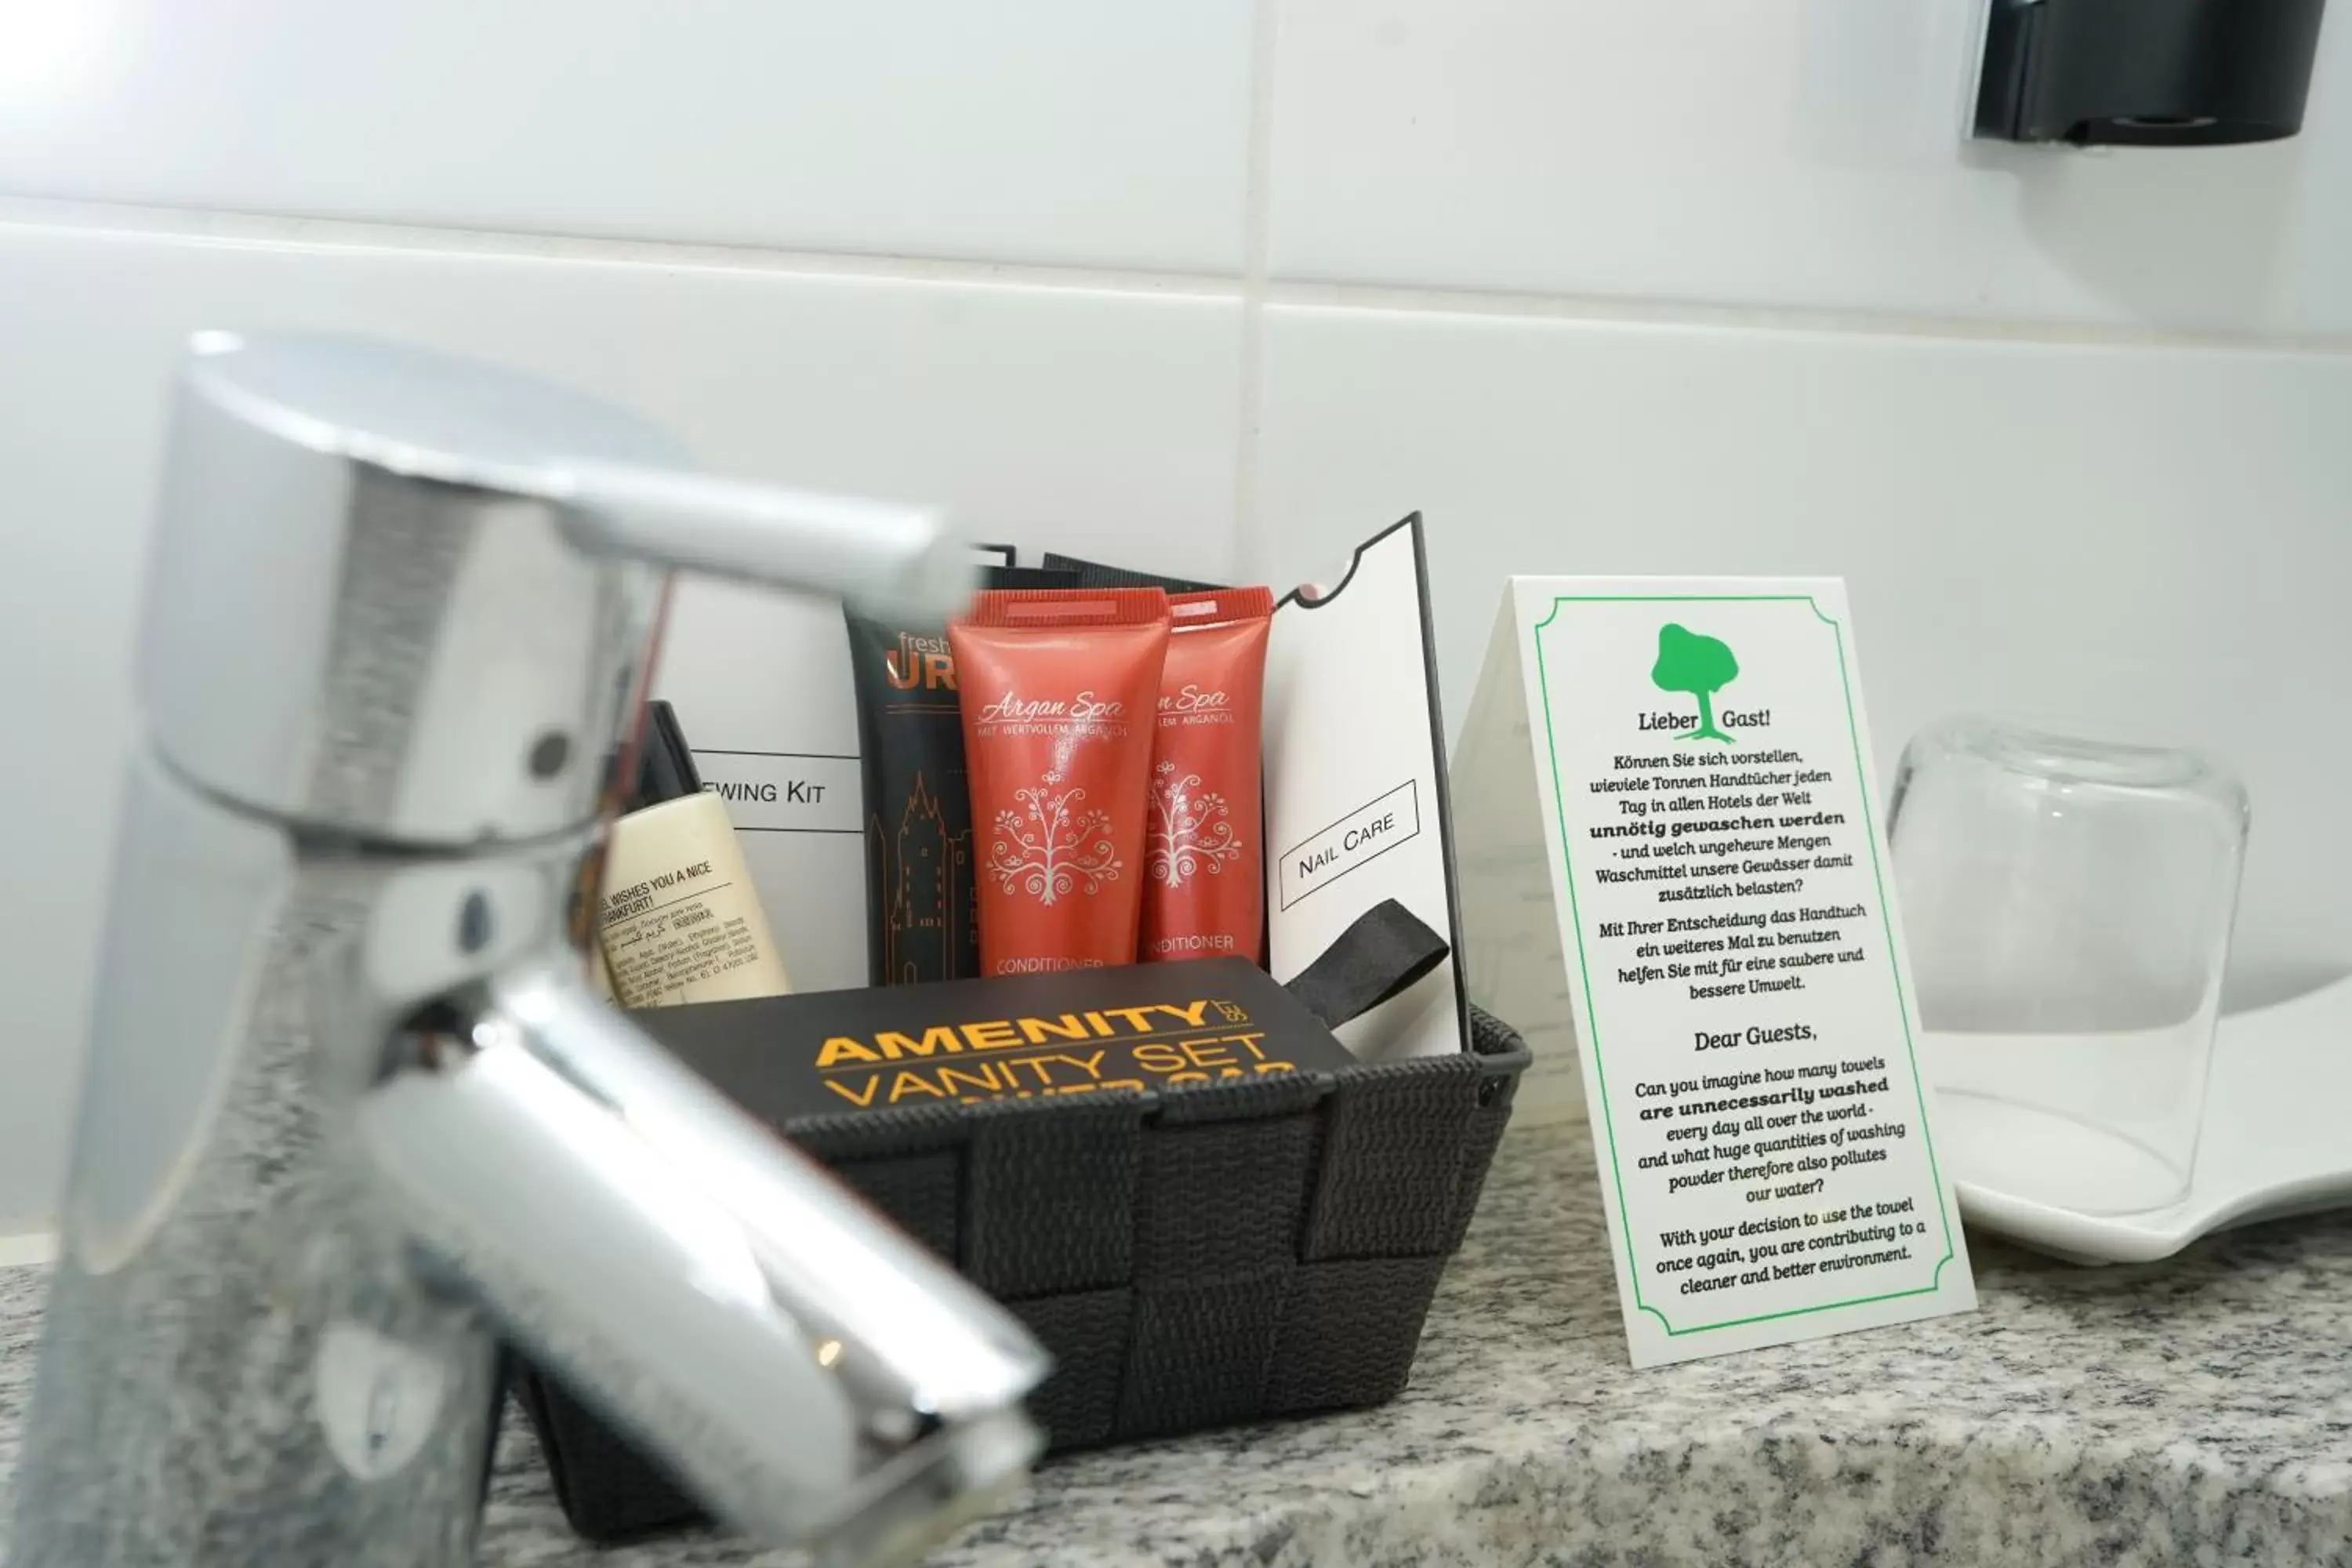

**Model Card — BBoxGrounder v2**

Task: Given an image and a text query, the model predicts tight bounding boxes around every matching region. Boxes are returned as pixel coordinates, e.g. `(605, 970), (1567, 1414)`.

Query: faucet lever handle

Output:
(561, 461), (973, 621)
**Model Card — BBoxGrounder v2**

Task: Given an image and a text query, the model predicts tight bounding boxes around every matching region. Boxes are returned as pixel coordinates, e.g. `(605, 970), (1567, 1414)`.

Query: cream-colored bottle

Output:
(596, 702), (791, 1008)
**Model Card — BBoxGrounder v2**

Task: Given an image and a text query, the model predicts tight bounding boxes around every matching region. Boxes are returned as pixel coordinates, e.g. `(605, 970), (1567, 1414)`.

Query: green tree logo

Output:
(1651, 623), (1739, 745)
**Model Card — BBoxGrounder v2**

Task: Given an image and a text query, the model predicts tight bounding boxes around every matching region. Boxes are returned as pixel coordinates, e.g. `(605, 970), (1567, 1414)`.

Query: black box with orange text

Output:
(630, 958), (1357, 1120)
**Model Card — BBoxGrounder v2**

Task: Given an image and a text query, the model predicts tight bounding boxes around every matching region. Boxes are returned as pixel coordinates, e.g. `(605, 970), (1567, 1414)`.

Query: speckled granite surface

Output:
(5, 1128), (2350, 1566)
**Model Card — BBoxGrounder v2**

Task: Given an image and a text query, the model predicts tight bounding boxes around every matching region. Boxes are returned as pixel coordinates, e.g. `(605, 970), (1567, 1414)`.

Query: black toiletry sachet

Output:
(1038, 552), (1224, 595)
(844, 565), (1079, 986)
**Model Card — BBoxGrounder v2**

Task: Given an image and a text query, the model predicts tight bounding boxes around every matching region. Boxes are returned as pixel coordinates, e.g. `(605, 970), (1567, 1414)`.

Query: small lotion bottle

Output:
(596, 701), (792, 1007)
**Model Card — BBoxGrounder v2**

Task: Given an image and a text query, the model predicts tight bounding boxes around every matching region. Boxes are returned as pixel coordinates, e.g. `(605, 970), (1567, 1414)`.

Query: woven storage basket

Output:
(515, 1006), (1530, 1543)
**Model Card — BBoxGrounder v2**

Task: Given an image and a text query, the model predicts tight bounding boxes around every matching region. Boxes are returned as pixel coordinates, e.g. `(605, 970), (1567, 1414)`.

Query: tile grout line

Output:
(3, 192), (2347, 360)
(1228, 0), (1283, 581)
(1262, 278), (2352, 358)
(0, 194), (1248, 301)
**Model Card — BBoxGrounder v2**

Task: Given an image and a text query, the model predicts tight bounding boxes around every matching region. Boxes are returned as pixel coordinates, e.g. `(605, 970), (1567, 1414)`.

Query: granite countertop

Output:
(4, 1127), (2349, 1566)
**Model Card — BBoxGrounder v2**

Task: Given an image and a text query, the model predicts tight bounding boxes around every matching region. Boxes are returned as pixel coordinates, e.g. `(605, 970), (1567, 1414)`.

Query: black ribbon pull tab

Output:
(1284, 898), (1450, 1032)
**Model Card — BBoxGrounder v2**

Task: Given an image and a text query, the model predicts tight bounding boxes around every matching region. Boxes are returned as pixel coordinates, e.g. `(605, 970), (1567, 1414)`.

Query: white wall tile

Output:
(1267, 0), (2352, 336)
(1254, 305), (2352, 1019)
(0, 0), (1255, 272)
(0, 219), (1242, 1225)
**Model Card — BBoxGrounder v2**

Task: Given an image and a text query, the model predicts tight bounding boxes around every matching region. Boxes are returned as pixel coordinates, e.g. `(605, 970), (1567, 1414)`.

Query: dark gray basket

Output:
(514, 1007), (1530, 1543)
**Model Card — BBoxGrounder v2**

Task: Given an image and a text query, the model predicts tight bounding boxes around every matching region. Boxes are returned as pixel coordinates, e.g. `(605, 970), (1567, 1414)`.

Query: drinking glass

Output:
(1888, 719), (2249, 1214)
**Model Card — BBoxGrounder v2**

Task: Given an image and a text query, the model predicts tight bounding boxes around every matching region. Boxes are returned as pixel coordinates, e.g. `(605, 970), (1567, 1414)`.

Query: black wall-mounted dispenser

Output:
(1975, 0), (2329, 146)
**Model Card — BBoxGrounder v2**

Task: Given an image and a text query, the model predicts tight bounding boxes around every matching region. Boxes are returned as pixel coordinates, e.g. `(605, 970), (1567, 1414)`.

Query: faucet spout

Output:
(358, 963), (1049, 1558)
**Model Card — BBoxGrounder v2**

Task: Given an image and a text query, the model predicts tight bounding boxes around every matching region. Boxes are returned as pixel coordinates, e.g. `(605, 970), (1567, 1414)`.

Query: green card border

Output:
(1530, 593), (1958, 1337)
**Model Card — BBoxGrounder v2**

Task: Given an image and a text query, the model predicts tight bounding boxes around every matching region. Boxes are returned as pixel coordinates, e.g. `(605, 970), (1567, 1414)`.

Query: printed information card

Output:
(1455, 577), (1974, 1367)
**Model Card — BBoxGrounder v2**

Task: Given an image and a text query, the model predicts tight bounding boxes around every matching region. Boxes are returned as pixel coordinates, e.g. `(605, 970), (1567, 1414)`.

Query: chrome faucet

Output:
(10, 335), (1049, 1567)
